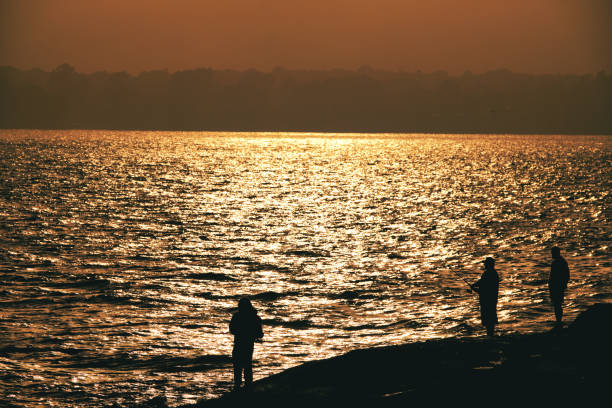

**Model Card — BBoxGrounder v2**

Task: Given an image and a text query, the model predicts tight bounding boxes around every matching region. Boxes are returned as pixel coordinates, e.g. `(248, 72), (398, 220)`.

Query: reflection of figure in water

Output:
(230, 298), (263, 391)
(549, 246), (570, 327)
(470, 257), (499, 336)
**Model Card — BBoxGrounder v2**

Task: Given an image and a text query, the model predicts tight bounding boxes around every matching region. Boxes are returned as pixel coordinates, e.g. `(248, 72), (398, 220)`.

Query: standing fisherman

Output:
(230, 298), (264, 391)
(549, 246), (570, 327)
(471, 257), (499, 337)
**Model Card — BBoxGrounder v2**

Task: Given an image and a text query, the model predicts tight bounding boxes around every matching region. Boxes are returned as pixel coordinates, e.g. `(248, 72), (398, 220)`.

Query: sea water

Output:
(0, 130), (610, 407)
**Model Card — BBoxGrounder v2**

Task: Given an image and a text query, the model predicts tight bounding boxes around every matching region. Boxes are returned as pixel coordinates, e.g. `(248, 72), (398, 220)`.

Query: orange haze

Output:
(1, 0), (611, 74)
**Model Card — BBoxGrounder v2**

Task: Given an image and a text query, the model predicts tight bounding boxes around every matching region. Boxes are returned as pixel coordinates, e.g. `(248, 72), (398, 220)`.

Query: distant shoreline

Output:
(2, 65), (611, 135)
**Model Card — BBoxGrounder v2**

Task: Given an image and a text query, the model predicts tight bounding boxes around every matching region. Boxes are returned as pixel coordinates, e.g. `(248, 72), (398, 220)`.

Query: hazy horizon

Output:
(2, 64), (610, 134)
(2, 0), (611, 75)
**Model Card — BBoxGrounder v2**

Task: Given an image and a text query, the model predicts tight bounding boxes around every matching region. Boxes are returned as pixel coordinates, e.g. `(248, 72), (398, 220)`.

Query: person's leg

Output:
(233, 362), (242, 390)
(244, 343), (254, 388)
(244, 361), (253, 388)
(482, 305), (496, 336)
(552, 291), (564, 324)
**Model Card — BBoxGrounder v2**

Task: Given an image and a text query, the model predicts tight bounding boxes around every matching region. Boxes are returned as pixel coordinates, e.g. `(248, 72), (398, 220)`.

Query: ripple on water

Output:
(0, 131), (610, 407)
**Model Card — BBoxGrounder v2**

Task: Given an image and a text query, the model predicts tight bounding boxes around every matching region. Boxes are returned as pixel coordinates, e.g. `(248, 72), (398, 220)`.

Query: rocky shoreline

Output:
(132, 303), (611, 408)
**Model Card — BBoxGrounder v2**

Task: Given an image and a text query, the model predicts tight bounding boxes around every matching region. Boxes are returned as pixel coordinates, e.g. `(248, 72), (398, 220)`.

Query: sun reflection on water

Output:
(0, 131), (610, 406)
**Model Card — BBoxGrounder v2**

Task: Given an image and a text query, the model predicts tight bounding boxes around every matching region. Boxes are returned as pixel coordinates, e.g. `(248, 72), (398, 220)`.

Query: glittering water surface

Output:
(0, 130), (610, 407)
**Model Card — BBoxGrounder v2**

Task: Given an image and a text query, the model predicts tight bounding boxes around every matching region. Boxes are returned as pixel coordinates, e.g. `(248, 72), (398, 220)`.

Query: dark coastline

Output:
(130, 304), (611, 408)
(2, 65), (611, 135)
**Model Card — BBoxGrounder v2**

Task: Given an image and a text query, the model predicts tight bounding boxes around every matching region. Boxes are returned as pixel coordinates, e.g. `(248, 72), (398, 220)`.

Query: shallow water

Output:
(0, 130), (610, 407)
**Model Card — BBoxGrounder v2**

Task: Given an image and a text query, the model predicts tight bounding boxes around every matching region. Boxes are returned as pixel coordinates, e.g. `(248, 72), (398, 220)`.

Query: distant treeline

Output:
(1, 64), (611, 133)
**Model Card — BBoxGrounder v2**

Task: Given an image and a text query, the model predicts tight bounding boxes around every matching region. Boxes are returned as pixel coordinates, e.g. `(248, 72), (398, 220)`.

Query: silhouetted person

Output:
(549, 246), (570, 326)
(471, 257), (499, 336)
(230, 298), (263, 391)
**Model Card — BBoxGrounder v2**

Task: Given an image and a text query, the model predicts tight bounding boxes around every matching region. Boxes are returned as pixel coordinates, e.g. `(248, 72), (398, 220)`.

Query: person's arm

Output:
(229, 314), (237, 336)
(549, 263), (554, 284)
(256, 316), (264, 341)
(471, 277), (482, 293)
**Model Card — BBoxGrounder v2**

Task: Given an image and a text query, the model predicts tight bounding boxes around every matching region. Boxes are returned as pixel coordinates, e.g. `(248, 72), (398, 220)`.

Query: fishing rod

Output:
(448, 268), (476, 293)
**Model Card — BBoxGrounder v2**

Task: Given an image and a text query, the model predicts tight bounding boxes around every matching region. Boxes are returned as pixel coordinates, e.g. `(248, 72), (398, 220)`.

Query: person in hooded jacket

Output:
(230, 297), (263, 390)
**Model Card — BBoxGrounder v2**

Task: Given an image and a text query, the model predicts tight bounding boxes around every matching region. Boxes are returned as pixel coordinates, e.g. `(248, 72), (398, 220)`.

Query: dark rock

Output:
(136, 396), (168, 408)
(569, 303), (612, 338)
(185, 304), (612, 407)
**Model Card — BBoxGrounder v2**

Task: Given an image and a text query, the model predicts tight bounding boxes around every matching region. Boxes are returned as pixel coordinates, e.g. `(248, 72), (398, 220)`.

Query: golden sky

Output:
(1, 0), (610, 73)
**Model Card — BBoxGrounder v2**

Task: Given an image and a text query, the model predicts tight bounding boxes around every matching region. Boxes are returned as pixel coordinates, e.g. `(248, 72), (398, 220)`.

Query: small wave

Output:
(0, 297), (59, 307)
(0, 345), (51, 355)
(0, 274), (39, 282)
(128, 254), (162, 261)
(522, 279), (547, 286)
(188, 272), (236, 281)
(246, 262), (291, 273)
(142, 265), (188, 273)
(96, 294), (179, 308)
(163, 219), (184, 226)
(82, 262), (117, 269)
(285, 249), (329, 258)
(250, 291), (299, 301)
(522, 306), (549, 315)
(589, 280), (612, 288)
(63, 354), (232, 372)
(181, 324), (207, 329)
(17, 259), (56, 268)
(201, 246), (224, 252)
(2, 292), (176, 308)
(47, 275), (113, 289)
(227, 238), (249, 243)
(452, 322), (477, 334)
(590, 292), (612, 299)
(200, 220), (220, 226)
(137, 283), (168, 290)
(262, 318), (313, 330)
(227, 256), (251, 262)
(380, 319), (423, 329)
(193, 291), (219, 300)
(329, 290), (379, 300)
(344, 324), (378, 331)
(387, 253), (407, 259)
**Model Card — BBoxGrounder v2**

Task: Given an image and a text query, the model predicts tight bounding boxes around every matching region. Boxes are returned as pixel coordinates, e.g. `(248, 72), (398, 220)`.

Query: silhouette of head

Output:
(238, 298), (255, 314)
(484, 257), (495, 269)
(551, 246), (561, 259)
